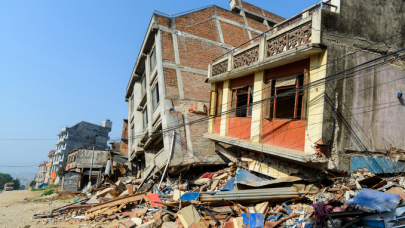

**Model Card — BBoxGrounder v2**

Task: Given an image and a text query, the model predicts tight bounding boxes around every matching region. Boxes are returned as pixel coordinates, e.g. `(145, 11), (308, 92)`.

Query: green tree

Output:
(29, 180), (36, 188)
(12, 178), (21, 190)
(0, 173), (13, 190)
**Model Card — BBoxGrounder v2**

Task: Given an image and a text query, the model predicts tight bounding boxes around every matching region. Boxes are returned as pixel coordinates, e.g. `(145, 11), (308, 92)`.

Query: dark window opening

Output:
(264, 74), (305, 120)
(216, 89), (223, 115)
(231, 85), (254, 117)
(275, 88), (296, 119)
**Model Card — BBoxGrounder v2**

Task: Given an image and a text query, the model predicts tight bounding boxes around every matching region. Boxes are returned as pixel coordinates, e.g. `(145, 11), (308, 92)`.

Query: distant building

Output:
(51, 120), (112, 173)
(109, 119), (129, 156)
(34, 162), (47, 188)
(64, 148), (110, 190)
(44, 150), (55, 184)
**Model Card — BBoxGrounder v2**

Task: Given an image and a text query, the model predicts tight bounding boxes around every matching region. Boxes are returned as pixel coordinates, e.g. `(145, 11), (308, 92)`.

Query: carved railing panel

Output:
(267, 22), (312, 58)
(212, 59), (228, 76)
(233, 46), (259, 69)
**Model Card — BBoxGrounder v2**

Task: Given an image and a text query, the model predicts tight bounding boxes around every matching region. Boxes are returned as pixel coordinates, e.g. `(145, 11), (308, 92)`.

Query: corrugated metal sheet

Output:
(350, 157), (405, 174)
(200, 187), (298, 202)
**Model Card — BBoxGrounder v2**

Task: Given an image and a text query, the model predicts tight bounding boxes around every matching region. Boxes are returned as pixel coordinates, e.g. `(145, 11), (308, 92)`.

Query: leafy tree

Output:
(30, 180), (36, 188)
(13, 178), (21, 190)
(0, 173), (13, 190)
(20, 185), (26, 190)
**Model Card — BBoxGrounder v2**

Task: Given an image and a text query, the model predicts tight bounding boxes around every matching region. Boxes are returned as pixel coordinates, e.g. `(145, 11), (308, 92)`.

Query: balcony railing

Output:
(210, 0), (337, 75)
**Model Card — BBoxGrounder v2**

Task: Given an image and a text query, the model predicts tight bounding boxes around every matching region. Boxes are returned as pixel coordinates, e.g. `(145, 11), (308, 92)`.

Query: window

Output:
(143, 107), (148, 129)
(216, 89), (223, 115)
(152, 84), (159, 110)
(150, 47), (157, 70)
(131, 125), (135, 142)
(230, 85), (254, 117)
(141, 75), (146, 94)
(264, 74), (304, 119)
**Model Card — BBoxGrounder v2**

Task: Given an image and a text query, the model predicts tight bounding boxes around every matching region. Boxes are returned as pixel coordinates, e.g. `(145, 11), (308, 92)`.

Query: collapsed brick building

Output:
(125, 1), (285, 178)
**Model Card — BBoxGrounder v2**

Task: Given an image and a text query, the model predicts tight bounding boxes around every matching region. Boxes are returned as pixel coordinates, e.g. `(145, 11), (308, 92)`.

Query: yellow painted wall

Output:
(304, 51), (327, 154)
(220, 80), (231, 136)
(250, 71), (265, 143)
(208, 83), (217, 134)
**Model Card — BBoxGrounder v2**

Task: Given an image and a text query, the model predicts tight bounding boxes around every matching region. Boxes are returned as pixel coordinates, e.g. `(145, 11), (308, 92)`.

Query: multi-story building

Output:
(125, 1), (285, 178)
(34, 162), (47, 188)
(44, 150), (55, 184)
(205, 0), (405, 174)
(51, 120), (112, 173)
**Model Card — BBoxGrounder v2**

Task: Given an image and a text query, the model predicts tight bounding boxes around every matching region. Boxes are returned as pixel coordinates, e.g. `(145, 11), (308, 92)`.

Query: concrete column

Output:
(304, 51), (327, 154)
(156, 29), (184, 166)
(170, 18), (185, 99)
(208, 83), (218, 134)
(331, 0), (340, 13)
(312, 11), (322, 44)
(145, 53), (153, 135)
(250, 71), (265, 143)
(132, 81), (143, 155)
(220, 80), (231, 136)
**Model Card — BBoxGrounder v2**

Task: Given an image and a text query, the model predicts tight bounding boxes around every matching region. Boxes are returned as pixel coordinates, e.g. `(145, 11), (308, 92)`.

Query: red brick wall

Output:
(161, 31), (175, 62)
(216, 7), (245, 24)
(265, 59), (310, 80)
(220, 21), (251, 48)
(263, 10), (285, 23)
(156, 15), (171, 27)
(240, 1), (285, 23)
(181, 71), (211, 102)
(164, 68), (179, 99)
(175, 8), (219, 42)
(177, 36), (223, 70)
(214, 117), (221, 134)
(241, 1), (263, 16)
(120, 120), (128, 156)
(261, 119), (306, 151)
(228, 117), (251, 140)
(231, 73), (254, 88)
(187, 113), (217, 163)
(246, 18), (268, 32)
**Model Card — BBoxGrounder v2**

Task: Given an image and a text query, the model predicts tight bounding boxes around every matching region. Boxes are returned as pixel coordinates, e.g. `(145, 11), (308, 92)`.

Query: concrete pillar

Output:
(220, 80), (231, 136)
(311, 11), (322, 44)
(331, 0), (340, 13)
(250, 70), (265, 143)
(304, 51), (327, 154)
(208, 83), (218, 134)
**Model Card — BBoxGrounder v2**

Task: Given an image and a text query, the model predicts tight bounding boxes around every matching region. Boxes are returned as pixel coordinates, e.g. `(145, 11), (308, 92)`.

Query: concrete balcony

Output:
(57, 127), (67, 136)
(207, 1), (338, 83)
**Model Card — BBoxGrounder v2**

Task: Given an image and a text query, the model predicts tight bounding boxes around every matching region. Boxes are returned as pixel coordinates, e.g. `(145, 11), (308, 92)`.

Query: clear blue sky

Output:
(0, 0), (314, 175)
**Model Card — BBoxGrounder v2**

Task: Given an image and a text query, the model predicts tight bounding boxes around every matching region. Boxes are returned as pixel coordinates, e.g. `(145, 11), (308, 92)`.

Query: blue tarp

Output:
(350, 157), (405, 173)
(221, 177), (235, 191)
(38, 183), (48, 189)
(241, 213), (264, 228)
(346, 188), (401, 212)
(235, 169), (264, 183)
(179, 192), (200, 202)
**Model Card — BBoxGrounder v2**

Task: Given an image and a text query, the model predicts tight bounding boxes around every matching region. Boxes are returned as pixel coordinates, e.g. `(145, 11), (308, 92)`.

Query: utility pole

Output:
(88, 135), (98, 187)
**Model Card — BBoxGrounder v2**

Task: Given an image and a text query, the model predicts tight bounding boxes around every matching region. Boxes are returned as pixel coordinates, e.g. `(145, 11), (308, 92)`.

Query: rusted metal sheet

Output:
(62, 172), (79, 191)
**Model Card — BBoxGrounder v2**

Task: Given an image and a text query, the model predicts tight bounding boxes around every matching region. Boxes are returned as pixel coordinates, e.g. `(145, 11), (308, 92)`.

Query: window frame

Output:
(264, 73), (305, 120)
(150, 47), (157, 70)
(230, 84), (254, 118)
(152, 83), (160, 111)
(143, 107), (148, 130)
(216, 88), (223, 115)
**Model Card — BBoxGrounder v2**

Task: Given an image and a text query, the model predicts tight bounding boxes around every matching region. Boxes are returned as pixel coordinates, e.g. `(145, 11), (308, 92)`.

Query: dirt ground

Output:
(0, 190), (122, 228)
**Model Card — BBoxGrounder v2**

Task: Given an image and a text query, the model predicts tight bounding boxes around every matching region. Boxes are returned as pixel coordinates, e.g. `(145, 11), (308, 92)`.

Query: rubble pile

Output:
(32, 159), (405, 228)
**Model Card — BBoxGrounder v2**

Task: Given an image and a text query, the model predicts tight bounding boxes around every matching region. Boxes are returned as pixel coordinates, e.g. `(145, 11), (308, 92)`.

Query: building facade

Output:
(34, 162), (47, 188)
(125, 1), (285, 178)
(51, 120), (112, 173)
(206, 0), (405, 173)
(44, 150), (55, 184)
